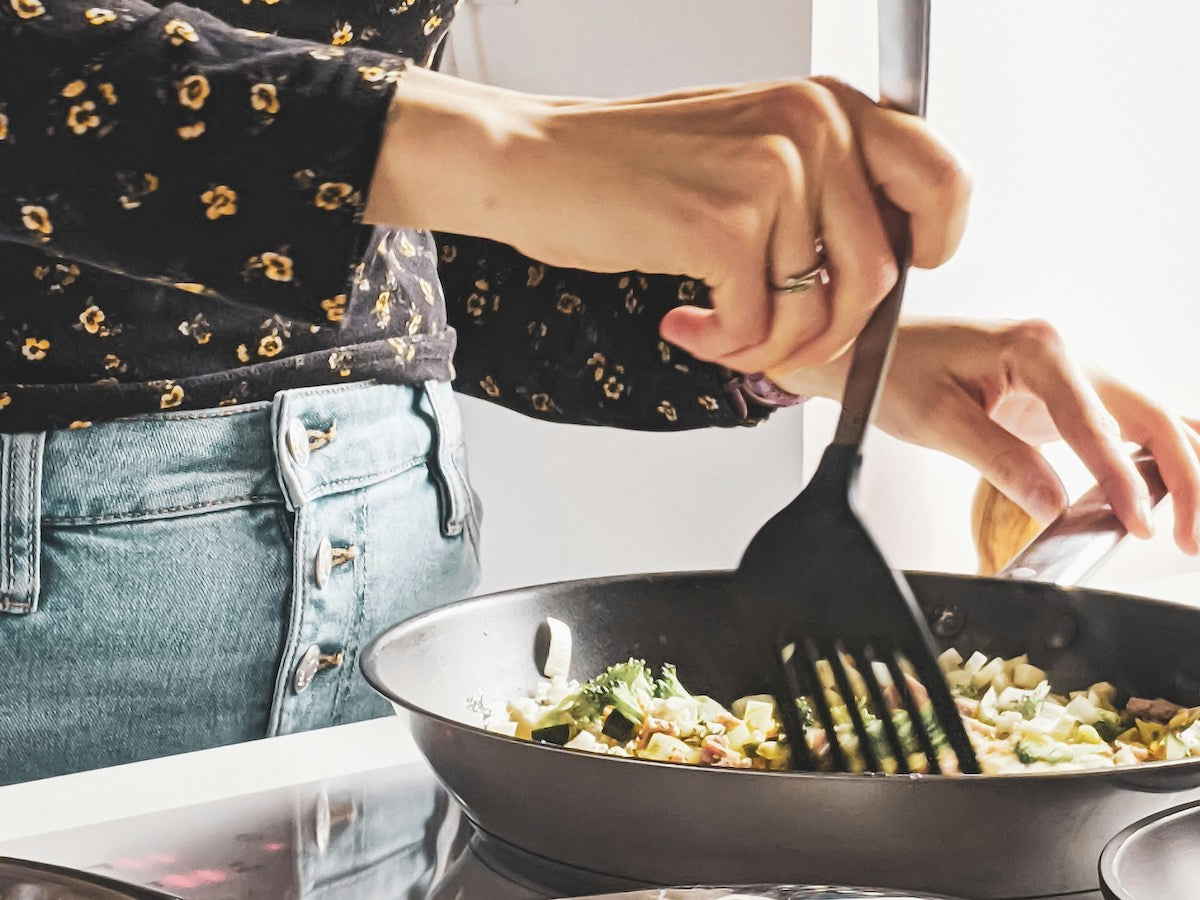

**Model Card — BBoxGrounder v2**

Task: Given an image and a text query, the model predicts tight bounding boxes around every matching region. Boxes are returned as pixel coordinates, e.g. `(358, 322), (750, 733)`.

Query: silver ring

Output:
(770, 260), (830, 294)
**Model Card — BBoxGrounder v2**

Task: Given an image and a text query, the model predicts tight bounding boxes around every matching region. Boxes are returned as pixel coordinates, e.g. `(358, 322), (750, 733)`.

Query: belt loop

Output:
(0, 432), (46, 615)
(423, 381), (467, 538)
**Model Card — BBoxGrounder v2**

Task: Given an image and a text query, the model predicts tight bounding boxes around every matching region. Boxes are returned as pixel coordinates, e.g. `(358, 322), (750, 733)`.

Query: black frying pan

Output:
(363, 457), (1200, 899)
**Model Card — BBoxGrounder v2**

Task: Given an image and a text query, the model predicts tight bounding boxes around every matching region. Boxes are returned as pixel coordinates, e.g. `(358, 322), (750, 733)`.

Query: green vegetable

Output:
(601, 708), (638, 742)
(531, 723), (571, 745)
(655, 663), (692, 700)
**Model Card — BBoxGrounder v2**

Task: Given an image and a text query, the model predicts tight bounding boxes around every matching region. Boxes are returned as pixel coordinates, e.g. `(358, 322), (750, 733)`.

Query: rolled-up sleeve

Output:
(1, 0), (407, 322)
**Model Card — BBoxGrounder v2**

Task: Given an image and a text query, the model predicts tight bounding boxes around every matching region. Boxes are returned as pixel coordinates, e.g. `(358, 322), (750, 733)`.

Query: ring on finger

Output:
(770, 259), (830, 294)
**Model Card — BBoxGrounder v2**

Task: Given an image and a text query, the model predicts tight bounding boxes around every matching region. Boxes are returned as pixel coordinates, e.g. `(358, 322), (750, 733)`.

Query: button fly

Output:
(314, 536), (333, 589)
(285, 418), (310, 468)
(293, 644), (344, 694)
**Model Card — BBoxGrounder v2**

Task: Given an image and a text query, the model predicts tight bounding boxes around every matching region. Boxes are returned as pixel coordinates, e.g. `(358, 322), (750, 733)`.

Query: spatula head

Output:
(734, 444), (979, 775)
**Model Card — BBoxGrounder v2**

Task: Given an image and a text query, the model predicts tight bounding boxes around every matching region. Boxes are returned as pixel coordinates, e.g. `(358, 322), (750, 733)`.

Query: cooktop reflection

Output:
(0, 760), (1103, 899)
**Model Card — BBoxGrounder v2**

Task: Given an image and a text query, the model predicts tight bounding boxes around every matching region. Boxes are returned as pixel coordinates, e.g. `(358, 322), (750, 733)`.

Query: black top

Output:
(0, 0), (766, 433)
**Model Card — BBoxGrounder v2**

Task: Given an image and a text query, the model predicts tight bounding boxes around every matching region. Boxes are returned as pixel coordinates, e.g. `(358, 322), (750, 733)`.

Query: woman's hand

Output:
(769, 317), (1200, 555)
(365, 69), (970, 372)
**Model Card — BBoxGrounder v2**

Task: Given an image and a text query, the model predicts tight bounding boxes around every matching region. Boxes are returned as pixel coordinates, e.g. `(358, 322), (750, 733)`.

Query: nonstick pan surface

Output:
(363, 570), (1200, 899)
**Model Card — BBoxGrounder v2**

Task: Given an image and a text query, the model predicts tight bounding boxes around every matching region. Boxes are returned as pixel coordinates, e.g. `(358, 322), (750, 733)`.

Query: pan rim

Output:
(360, 568), (1200, 785)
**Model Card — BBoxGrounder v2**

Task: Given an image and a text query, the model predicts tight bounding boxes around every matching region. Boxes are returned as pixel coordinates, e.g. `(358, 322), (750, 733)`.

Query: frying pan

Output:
(1098, 797), (1200, 899)
(363, 455), (1200, 900)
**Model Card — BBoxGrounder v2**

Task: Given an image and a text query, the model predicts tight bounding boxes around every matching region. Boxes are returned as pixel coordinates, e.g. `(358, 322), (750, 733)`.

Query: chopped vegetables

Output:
(490, 641), (1200, 775)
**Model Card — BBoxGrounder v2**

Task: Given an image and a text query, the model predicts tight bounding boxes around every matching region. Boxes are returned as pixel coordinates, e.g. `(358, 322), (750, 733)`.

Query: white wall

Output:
(445, 0), (814, 594)
(810, 1), (1200, 589)
(448, 0), (1200, 598)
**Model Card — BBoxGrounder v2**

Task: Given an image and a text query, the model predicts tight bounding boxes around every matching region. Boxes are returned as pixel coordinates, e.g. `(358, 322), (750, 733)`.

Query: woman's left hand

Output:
(769, 316), (1200, 555)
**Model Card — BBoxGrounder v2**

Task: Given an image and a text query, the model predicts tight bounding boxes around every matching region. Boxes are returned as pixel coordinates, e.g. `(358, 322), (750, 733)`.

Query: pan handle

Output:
(997, 451), (1167, 586)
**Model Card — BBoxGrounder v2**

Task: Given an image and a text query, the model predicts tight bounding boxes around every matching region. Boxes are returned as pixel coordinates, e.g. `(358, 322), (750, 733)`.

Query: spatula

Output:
(734, 0), (980, 775)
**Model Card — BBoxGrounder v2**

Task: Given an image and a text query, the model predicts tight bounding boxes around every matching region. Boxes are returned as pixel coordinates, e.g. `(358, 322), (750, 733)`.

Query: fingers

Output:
(1092, 378), (1200, 556)
(912, 386), (1069, 525)
(813, 77), (972, 269)
(1005, 322), (1155, 539)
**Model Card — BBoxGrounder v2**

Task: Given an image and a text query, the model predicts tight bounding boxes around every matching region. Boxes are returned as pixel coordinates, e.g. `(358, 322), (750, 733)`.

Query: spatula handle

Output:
(998, 451), (1168, 586)
(830, 0), (931, 457)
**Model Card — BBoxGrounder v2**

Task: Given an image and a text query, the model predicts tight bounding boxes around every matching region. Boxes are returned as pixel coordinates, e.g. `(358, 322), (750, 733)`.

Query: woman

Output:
(1, 0), (1196, 785)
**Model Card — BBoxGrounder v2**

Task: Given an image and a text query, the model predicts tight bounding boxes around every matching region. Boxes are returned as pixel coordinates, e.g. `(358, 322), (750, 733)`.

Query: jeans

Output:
(0, 380), (481, 785)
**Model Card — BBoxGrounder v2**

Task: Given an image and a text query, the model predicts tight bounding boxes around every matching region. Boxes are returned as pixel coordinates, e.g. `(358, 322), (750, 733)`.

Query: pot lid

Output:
(1099, 798), (1200, 899)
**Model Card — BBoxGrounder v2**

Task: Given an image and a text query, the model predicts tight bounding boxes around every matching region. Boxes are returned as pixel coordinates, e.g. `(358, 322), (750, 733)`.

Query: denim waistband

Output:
(0, 379), (468, 614)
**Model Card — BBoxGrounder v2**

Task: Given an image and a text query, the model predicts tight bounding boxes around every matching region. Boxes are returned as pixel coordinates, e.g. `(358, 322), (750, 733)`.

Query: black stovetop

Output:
(0, 760), (1102, 900)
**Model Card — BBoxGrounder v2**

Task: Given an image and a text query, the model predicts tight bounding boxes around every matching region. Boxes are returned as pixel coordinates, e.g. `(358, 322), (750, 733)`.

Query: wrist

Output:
(764, 353), (849, 403)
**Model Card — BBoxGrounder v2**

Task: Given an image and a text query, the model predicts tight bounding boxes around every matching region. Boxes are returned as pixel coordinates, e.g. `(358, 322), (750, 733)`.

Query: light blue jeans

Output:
(0, 380), (481, 785)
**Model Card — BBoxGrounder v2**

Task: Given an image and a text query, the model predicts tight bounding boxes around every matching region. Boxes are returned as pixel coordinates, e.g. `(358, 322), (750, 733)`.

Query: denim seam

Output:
(298, 453), (428, 499)
(25, 440), (34, 597)
(125, 404), (269, 424)
(43, 494), (282, 526)
(346, 489), (370, 715)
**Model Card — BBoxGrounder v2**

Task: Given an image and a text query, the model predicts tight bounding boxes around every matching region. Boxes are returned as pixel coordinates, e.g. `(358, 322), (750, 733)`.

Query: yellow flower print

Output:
(173, 282), (207, 295)
(0, 113), (8, 142)
(657, 401), (678, 423)
(480, 375), (500, 398)
(11, 0), (44, 19)
(0, 392), (10, 409)
(657, 340), (671, 363)
(103, 353), (122, 371)
(602, 377), (625, 400)
(373, 289), (392, 327)
(321, 294), (348, 323)
(98, 82), (117, 105)
(439, 243), (457, 263)
(176, 121), (205, 140)
(398, 233), (416, 257)
(117, 171), (158, 210)
(250, 83), (279, 114)
(259, 252), (293, 282)
(357, 66), (387, 83)
(309, 47), (346, 61)
(556, 293), (581, 315)
(386, 337), (416, 363)
(66, 100), (100, 135)
(20, 205), (52, 236)
(257, 334), (283, 357)
(698, 395), (719, 411)
(160, 383), (184, 409)
(164, 18), (197, 45)
(22, 338), (49, 361)
(331, 23), (352, 45)
(527, 264), (544, 287)
(85, 7), (116, 24)
(418, 278), (435, 305)
(178, 313), (212, 345)
(422, 13), (443, 36)
(178, 74), (210, 110)
(68, 420), (92, 430)
(79, 305), (105, 334)
(530, 393), (551, 413)
(465, 293), (487, 317)
(61, 80), (87, 99)
(677, 279), (697, 302)
(328, 350), (352, 377)
(200, 184), (237, 220)
(314, 181), (352, 210)
(235, 343), (250, 363)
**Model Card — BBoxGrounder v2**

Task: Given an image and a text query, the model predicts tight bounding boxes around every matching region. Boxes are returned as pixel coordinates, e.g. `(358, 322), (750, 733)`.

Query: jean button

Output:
(293, 644), (322, 694)
(314, 536), (333, 589)
(285, 418), (310, 468)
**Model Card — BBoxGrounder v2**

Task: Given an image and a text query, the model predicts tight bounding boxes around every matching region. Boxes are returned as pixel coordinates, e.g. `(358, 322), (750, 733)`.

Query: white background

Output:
(447, 1), (1200, 596)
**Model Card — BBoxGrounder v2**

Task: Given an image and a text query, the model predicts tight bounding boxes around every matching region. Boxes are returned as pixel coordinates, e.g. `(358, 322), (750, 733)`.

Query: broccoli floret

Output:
(655, 663), (693, 700)
(574, 658), (654, 727)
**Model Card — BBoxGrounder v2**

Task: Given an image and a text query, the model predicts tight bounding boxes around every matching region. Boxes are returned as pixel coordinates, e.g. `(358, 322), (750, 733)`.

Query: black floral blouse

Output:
(0, 0), (768, 433)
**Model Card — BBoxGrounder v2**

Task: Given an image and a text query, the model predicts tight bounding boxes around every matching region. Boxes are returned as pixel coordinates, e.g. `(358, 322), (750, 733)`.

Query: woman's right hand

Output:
(365, 69), (971, 373)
